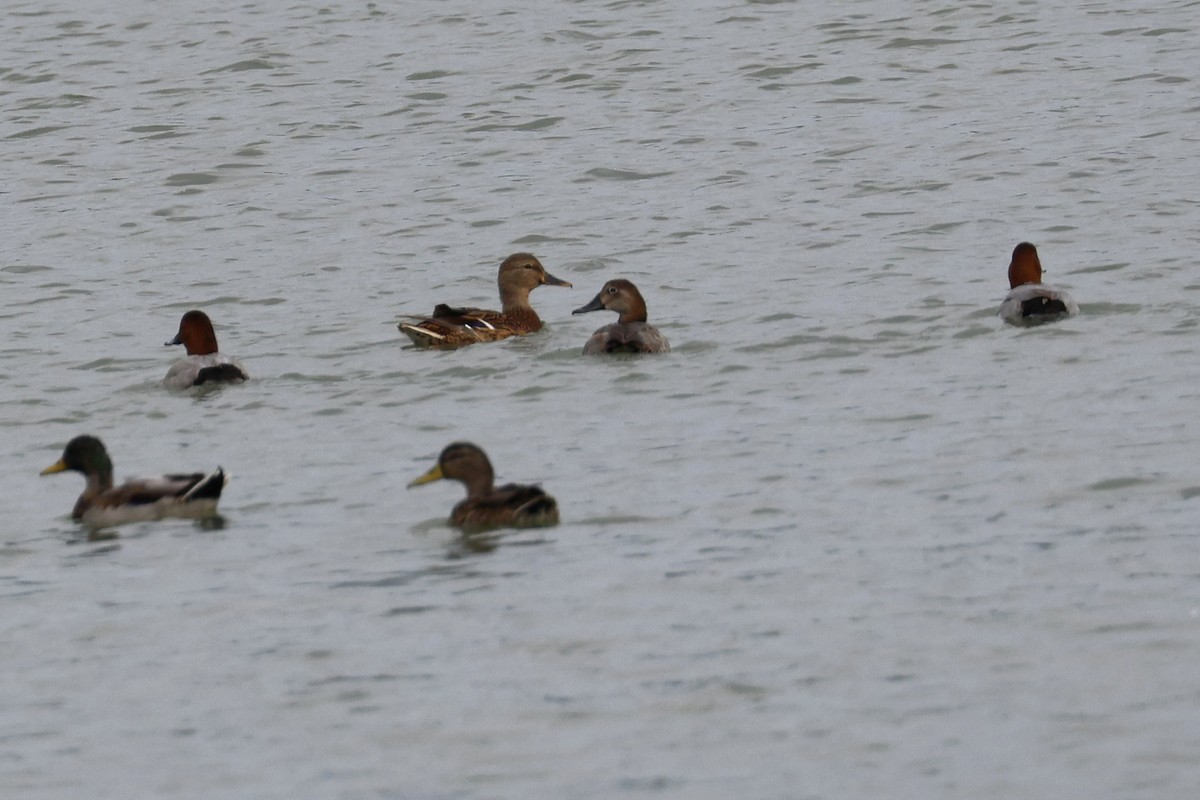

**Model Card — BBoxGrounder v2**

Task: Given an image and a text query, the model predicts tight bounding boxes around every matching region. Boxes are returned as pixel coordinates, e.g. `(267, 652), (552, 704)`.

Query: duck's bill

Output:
(164, 333), (183, 347)
(572, 293), (605, 315)
(407, 463), (445, 488)
(542, 271), (573, 288)
(40, 459), (68, 476)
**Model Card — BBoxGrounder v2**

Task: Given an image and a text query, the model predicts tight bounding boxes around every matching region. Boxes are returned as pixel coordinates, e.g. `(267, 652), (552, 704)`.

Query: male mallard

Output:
(999, 242), (1079, 325)
(407, 442), (559, 533)
(398, 253), (572, 348)
(164, 310), (249, 389)
(40, 435), (227, 527)
(572, 278), (670, 354)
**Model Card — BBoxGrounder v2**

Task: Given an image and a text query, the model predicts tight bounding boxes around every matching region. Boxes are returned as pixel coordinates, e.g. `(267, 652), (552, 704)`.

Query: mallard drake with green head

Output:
(407, 442), (559, 532)
(399, 253), (572, 348)
(573, 278), (670, 354)
(40, 435), (227, 527)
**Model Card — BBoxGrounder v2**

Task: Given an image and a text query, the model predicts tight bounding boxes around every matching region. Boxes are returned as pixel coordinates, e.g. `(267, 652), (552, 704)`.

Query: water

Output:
(4, 1), (1200, 797)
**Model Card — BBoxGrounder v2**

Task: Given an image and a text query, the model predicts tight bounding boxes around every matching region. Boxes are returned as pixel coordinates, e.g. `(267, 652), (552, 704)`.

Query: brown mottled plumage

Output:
(407, 442), (559, 533)
(399, 253), (572, 348)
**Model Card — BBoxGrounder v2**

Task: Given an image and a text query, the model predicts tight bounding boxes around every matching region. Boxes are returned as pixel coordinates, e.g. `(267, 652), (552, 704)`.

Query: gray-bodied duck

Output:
(999, 242), (1079, 325)
(407, 442), (559, 533)
(399, 253), (572, 348)
(40, 435), (227, 527)
(573, 278), (670, 354)
(164, 310), (249, 389)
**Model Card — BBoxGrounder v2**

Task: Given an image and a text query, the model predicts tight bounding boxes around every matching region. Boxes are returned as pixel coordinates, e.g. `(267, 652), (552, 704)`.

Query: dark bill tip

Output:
(572, 294), (604, 315)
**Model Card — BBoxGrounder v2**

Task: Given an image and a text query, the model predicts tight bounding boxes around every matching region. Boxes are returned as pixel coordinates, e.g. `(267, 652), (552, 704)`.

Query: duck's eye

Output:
(607, 286), (618, 295)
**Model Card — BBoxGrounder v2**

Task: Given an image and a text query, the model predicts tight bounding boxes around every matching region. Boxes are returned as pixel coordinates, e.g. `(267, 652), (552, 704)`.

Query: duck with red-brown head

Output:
(573, 279), (670, 354)
(999, 242), (1079, 325)
(163, 310), (249, 389)
(398, 252), (572, 348)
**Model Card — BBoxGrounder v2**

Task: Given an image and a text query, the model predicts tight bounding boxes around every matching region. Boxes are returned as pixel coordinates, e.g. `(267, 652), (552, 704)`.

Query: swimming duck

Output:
(164, 310), (249, 389)
(398, 253), (572, 348)
(572, 279), (670, 354)
(407, 442), (559, 533)
(40, 435), (227, 527)
(999, 242), (1079, 325)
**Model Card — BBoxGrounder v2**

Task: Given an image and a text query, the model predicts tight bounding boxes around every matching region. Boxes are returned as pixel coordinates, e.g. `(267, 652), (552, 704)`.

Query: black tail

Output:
(194, 364), (248, 386)
(185, 468), (227, 501)
(1022, 297), (1069, 318)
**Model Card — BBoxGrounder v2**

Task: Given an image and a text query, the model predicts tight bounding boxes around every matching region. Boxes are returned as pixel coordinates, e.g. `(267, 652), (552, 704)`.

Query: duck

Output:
(164, 310), (249, 389)
(572, 278), (670, 354)
(398, 253), (572, 348)
(999, 242), (1079, 325)
(407, 442), (559, 533)
(40, 435), (227, 527)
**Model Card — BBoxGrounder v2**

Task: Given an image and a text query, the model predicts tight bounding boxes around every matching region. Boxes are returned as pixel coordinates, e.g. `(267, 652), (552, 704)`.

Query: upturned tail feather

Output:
(183, 467), (228, 501)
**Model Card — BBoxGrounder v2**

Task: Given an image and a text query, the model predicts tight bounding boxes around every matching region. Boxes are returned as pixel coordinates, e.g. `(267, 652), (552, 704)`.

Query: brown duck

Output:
(407, 442), (559, 533)
(399, 253), (572, 348)
(572, 279), (670, 354)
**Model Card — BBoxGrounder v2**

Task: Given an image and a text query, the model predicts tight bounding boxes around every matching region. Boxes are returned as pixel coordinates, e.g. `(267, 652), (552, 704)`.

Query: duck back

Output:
(583, 322), (670, 355)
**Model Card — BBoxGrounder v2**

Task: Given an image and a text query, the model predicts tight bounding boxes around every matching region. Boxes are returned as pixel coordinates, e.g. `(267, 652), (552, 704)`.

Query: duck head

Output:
(573, 279), (649, 324)
(1008, 242), (1045, 289)
(497, 253), (571, 305)
(408, 442), (496, 498)
(166, 310), (221, 356)
(40, 435), (113, 483)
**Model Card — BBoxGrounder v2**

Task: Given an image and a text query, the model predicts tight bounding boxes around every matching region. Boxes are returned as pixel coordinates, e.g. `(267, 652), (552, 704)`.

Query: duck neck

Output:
(618, 296), (648, 325)
(1008, 248), (1043, 288)
(85, 465), (114, 495)
(186, 330), (220, 356)
(499, 282), (535, 314)
(498, 286), (542, 328)
(462, 469), (495, 499)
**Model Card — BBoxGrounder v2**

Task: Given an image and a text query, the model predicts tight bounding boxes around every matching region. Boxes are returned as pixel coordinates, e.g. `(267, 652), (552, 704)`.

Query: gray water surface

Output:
(4, 1), (1200, 798)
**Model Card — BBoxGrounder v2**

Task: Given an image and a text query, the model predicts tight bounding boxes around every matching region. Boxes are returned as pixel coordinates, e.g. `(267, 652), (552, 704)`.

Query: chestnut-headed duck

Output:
(999, 242), (1079, 325)
(40, 435), (227, 527)
(398, 253), (572, 348)
(572, 278), (670, 354)
(164, 310), (248, 389)
(407, 442), (559, 533)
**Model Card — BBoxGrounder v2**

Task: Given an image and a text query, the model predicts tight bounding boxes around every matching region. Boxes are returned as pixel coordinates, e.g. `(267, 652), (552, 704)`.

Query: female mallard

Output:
(572, 279), (670, 354)
(164, 310), (249, 389)
(407, 442), (559, 533)
(40, 435), (227, 527)
(999, 242), (1079, 325)
(398, 253), (572, 348)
